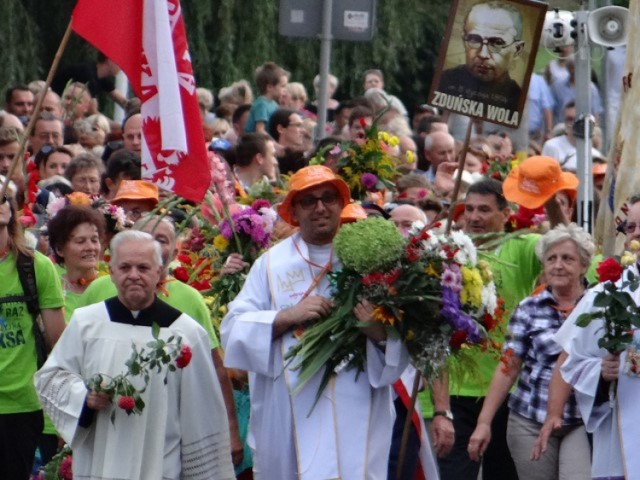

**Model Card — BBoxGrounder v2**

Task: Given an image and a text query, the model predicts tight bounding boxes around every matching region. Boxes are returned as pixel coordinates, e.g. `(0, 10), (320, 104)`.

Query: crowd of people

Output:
(0, 0), (634, 477)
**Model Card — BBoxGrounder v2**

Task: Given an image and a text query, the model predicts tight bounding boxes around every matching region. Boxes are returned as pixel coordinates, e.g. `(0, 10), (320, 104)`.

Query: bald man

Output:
(423, 131), (455, 183)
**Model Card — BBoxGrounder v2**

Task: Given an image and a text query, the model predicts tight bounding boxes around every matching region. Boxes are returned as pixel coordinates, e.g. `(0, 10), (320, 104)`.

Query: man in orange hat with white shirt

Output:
(221, 165), (408, 479)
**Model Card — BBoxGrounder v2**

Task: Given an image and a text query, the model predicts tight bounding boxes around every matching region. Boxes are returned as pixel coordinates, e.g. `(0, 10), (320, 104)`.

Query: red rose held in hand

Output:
(176, 345), (192, 368)
(596, 257), (624, 283)
(118, 395), (135, 414)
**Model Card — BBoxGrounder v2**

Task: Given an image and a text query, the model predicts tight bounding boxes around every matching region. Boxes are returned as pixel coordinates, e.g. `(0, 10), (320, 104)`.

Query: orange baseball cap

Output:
(112, 180), (159, 208)
(277, 165), (351, 226)
(340, 202), (367, 224)
(503, 156), (578, 209)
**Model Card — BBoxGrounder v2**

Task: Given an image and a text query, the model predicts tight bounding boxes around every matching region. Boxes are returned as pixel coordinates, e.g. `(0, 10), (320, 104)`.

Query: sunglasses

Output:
(296, 191), (340, 210)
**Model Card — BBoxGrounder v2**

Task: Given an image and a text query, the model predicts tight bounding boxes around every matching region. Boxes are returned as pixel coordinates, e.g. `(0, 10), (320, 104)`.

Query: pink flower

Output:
(59, 455), (73, 480)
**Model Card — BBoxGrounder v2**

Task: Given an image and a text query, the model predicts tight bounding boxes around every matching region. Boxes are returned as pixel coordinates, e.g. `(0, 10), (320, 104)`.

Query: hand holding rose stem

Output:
(85, 323), (192, 422)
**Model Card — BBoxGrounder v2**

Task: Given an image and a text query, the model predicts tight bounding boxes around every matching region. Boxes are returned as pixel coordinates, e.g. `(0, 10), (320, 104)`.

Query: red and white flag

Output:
(72, 0), (210, 203)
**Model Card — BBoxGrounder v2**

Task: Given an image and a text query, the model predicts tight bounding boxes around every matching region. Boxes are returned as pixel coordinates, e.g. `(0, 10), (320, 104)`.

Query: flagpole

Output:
(0, 20), (74, 200)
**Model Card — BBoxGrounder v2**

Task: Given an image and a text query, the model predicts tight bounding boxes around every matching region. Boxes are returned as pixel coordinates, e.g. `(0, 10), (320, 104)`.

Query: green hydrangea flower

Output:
(334, 217), (406, 273)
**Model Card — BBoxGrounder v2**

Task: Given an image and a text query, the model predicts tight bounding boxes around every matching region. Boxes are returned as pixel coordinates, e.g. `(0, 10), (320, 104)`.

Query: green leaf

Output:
(152, 322), (160, 339)
(575, 312), (597, 327)
(593, 293), (613, 307)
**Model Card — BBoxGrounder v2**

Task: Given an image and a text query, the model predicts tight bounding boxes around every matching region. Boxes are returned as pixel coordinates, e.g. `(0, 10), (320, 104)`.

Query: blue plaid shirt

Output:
(505, 287), (583, 425)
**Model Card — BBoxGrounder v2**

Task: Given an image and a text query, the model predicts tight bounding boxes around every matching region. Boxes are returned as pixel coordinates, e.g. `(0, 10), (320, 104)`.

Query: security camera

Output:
(541, 9), (575, 50)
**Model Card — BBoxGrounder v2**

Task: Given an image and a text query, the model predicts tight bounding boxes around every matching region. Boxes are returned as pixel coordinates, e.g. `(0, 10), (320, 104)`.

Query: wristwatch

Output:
(433, 410), (454, 421)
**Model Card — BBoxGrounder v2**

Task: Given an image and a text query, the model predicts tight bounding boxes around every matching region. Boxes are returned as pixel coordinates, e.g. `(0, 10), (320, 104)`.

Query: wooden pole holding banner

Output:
(0, 20), (74, 200)
(445, 119), (474, 234)
(395, 370), (422, 479)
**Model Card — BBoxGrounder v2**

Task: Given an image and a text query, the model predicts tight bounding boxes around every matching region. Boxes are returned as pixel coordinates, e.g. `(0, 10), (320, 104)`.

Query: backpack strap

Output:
(16, 253), (47, 369)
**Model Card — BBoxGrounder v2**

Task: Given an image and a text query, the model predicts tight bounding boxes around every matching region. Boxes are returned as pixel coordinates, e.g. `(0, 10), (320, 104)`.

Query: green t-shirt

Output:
(77, 275), (220, 349)
(0, 251), (64, 414)
(452, 234), (542, 397)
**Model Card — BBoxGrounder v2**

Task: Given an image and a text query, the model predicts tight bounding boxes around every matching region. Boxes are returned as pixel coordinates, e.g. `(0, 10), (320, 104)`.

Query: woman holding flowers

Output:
(467, 223), (594, 479)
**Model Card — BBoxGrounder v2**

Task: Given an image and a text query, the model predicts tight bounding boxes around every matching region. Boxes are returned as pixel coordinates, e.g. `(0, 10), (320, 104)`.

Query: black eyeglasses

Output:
(463, 34), (516, 53)
(296, 191), (340, 210)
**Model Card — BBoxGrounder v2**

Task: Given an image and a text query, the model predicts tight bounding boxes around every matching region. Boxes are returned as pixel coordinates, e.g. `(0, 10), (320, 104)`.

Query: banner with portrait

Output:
(427, 0), (546, 128)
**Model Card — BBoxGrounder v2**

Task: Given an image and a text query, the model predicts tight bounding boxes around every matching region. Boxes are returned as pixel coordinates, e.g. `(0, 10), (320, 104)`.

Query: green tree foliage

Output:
(8, 0), (449, 114)
(0, 0), (42, 94)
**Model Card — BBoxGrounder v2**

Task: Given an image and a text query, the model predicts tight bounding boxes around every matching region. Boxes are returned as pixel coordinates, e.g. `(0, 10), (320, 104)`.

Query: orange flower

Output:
(67, 191), (92, 206)
(500, 347), (515, 374)
(372, 305), (397, 326)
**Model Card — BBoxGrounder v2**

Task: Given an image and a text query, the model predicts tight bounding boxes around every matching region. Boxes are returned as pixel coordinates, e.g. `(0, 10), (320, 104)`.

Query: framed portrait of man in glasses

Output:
(427, 0), (546, 128)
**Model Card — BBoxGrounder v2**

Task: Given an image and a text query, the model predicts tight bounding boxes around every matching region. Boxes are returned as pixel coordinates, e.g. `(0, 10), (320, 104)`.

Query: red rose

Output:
(59, 455), (73, 480)
(358, 117), (367, 128)
(176, 345), (192, 368)
(173, 266), (189, 283)
(596, 257), (624, 283)
(118, 395), (135, 414)
(450, 329), (468, 349)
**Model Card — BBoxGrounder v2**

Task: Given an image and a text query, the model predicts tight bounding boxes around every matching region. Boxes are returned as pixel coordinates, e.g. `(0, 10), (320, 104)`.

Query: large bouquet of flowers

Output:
(285, 218), (502, 400)
(207, 199), (277, 314)
(310, 118), (408, 201)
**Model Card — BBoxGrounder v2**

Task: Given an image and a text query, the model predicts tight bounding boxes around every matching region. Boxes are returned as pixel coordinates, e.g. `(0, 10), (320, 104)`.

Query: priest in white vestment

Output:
(221, 166), (409, 480)
(557, 262), (640, 480)
(35, 231), (235, 480)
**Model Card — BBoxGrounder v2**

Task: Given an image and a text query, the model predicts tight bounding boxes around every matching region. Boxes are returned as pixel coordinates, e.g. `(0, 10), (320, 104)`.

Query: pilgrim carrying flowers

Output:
(285, 217), (502, 403)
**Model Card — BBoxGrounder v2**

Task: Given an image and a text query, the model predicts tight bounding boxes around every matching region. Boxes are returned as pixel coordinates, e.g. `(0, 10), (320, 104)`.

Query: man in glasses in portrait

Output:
(436, 1), (525, 114)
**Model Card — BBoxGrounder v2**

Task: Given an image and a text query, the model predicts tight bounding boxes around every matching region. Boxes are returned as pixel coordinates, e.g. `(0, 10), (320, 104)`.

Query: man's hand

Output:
(531, 415), (562, 460)
(467, 422), (491, 462)
(602, 353), (620, 382)
(221, 253), (249, 276)
(433, 161), (459, 198)
(432, 415), (455, 457)
(86, 390), (111, 411)
(354, 300), (386, 344)
(273, 295), (333, 338)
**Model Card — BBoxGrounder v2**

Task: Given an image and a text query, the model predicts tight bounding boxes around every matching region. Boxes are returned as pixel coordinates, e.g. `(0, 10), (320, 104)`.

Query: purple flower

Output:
(441, 287), (481, 342)
(220, 220), (233, 240)
(361, 173), (378, 191)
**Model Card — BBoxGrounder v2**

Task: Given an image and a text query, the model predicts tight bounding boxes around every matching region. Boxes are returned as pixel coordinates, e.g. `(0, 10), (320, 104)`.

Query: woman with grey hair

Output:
(467, 223), (593, 479)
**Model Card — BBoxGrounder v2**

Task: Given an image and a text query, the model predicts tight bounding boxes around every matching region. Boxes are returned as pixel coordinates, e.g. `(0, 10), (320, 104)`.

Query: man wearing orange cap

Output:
(441, 176), (565, 480)
(221, 165), (408, 479)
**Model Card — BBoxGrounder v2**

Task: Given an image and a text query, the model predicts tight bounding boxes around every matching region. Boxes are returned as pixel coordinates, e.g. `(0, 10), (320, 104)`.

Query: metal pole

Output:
(574, 9), (594, 233)
(316, 0), (333, 141)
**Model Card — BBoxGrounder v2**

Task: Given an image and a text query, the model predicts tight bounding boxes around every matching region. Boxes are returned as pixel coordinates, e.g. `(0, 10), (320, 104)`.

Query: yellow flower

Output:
(461, 266), (483, 308)
(213, 234), (229, 251)
(406, 150), (415, 164)
(378, 131), (390, 143)
(477, 260), (493, 283)
(621, 252), (636, 267)
(424, 263), (440, 278)
(630, 240), (640, 252)
(388, 136), (400, 148)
